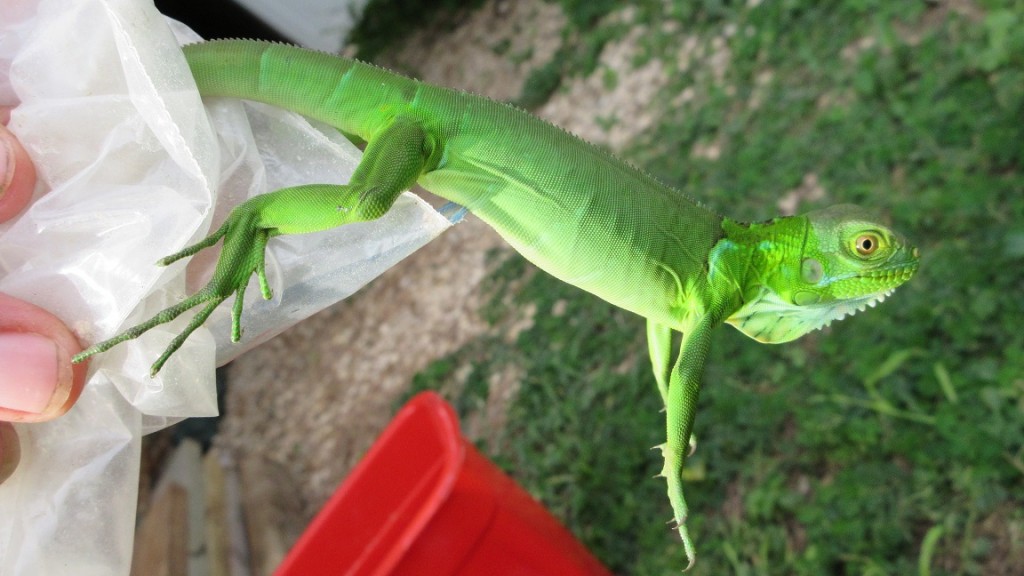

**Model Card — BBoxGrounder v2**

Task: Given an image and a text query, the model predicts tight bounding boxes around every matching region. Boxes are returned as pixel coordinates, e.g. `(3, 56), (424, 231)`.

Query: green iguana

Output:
(72, 40), (919, 567)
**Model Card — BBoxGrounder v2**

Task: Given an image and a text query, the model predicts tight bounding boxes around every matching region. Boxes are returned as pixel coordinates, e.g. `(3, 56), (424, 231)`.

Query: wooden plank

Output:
(131, 483), (188, 576)
(204, 448), (231, 576)
(238, 453), (307, 575)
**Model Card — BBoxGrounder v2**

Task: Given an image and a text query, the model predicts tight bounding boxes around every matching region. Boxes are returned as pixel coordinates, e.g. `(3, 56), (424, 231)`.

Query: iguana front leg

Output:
(647, 320), (673, 405)
(648, 317), (715, 570)
(72, 115), (431, 374)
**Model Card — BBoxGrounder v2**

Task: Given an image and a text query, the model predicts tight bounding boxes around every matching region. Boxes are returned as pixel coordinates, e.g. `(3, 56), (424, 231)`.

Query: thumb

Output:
(0, 293), (87, 423)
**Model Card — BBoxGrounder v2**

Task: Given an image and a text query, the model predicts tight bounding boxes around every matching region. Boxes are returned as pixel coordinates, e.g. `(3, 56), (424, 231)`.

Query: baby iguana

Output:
(73, 40), (919, 568)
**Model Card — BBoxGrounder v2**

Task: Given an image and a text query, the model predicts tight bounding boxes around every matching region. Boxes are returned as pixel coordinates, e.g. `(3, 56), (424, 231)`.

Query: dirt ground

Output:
(208, 0), (669, 550)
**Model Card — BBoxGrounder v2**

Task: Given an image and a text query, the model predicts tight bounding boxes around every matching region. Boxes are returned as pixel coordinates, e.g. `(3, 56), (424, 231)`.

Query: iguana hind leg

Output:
(72, 115), (431, 374)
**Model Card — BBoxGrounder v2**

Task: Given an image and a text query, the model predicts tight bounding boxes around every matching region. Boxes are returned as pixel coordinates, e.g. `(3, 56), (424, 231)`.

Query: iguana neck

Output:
(706, 215), (808, 319)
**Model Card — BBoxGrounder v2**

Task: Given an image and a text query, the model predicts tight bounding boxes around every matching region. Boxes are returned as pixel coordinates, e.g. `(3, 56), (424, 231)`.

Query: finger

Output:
(0, 422), (19, 485)
(0, 119), (37, 223)
(0, 293), (87, 423)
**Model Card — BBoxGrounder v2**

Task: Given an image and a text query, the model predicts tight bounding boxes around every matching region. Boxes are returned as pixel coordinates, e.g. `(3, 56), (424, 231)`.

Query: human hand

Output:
(0, 114), (88, 485)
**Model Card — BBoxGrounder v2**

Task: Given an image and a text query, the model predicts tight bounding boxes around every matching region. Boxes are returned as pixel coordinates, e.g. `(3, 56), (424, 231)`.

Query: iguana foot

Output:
(72, 198), (275, 375)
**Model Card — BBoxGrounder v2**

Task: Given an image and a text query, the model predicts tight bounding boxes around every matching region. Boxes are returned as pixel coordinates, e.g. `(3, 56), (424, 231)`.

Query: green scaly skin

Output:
(72, 40), (919, 568)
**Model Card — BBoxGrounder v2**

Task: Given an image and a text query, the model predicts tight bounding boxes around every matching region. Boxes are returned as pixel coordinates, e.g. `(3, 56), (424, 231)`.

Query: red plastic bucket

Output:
(275, 391), (612, 576)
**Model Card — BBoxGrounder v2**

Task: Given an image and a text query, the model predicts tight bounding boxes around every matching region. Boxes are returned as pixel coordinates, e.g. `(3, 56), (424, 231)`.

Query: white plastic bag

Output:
(0, 0), (450, 573)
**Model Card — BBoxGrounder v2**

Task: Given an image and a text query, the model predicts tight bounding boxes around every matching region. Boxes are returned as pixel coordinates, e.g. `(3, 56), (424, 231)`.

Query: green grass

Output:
(405, 0), (1024, 574)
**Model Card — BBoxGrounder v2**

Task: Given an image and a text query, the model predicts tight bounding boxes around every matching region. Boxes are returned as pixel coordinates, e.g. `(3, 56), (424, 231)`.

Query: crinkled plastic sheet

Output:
(0, 0), (451, 574)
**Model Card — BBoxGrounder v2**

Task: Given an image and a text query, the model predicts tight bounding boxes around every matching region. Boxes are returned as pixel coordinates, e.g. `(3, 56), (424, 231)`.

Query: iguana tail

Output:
(183, 40), (415, 141)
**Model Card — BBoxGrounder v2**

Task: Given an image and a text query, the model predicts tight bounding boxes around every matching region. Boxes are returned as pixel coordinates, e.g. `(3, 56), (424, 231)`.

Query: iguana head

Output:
(724, 204), (919, 343)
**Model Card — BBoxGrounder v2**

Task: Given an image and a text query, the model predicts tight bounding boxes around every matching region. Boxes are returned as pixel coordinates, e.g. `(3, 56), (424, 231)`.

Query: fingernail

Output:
(0, 333), (60, 414)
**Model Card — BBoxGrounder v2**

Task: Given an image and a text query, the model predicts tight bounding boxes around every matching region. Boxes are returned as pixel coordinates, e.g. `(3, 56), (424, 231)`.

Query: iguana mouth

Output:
(855, 266), (917, 284)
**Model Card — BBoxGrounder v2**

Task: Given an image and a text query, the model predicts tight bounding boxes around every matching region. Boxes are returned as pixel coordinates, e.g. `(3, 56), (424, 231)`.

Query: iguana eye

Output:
(855, 233), (880, 256)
